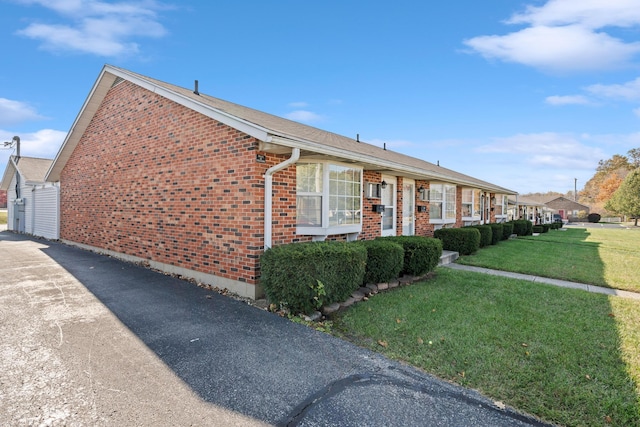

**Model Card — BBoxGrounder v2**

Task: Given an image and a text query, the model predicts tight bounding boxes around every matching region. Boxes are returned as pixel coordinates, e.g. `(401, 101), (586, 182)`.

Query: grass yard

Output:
(456, 226), (640, 293)
(332, 268), (640, 427)
(0, 210), (6, 225)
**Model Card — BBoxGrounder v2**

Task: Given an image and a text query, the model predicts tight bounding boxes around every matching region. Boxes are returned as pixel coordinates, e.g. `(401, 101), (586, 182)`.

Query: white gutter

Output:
(264, 148), (300, 249)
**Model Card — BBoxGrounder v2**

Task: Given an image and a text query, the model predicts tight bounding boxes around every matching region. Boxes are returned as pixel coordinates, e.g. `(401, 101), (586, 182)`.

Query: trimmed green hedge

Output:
(260, 241), (366, 314)
(434, 227), (481, 255)
(358, 239), (404, 284)
(510, 220), (532, 236)
(378, 236), (442, 276)
(541, 223), (551, 233)
(488, 223), (503, 245)
(501, 222), (514, 240)
(532, 225), (544, 233)
(470, 225), (492, 248)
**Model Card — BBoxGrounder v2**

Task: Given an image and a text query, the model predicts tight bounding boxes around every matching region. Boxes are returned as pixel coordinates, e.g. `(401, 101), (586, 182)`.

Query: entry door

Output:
(381, 176), (396, 237)
(402, 179), (415, 235)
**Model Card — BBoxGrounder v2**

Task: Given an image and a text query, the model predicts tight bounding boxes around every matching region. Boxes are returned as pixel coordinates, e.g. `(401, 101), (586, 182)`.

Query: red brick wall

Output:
(0, 189), (6, 208)
(415, 180), (434, 236)
(360, 171), (383, 240)
(59, 80), (296, 288)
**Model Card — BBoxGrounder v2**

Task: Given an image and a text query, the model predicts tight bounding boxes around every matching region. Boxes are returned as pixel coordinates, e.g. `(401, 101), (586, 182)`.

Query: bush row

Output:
(260, 236), (442, 314)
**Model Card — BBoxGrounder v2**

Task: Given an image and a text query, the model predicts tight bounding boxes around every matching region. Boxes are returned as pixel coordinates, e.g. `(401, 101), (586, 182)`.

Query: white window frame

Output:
(495, 194), (508, 218)
(461, 188), (481, 221)
(296, 161), (363, 236)
(429, 183), (456, 225)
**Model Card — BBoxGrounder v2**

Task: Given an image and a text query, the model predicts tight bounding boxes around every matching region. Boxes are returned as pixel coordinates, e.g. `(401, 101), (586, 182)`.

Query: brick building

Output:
(46, 65), (516, 299)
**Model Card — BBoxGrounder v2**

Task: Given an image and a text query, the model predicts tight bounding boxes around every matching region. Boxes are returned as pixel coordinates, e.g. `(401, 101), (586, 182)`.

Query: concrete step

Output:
(439, 250), (459, 266)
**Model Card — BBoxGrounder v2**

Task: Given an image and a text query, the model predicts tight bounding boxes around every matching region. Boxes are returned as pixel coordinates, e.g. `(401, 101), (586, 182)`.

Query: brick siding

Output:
(59, 80), (298, 290)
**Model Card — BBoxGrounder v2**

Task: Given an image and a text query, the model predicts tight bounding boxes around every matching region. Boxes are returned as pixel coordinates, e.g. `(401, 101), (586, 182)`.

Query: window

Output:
(296, 162), (362, 234)
(462, 189), (481, 218)
(328, 164), (361, 227)
(429, 183), (456, 223)
(296, 163), (323, 227)
(495, 195), (507, 216)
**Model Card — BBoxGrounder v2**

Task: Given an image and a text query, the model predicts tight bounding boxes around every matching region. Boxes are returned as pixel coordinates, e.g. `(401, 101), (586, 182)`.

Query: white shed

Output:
(0, 156), (59, 240)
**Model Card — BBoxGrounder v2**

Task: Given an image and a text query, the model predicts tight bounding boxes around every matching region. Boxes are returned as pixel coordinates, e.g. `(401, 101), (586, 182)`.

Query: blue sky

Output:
(1, 0), (640, 194)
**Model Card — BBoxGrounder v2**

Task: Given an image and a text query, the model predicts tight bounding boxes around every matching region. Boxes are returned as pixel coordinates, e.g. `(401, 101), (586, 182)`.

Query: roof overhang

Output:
(0, 157), (17, 191)
(262, 136), (517, 194)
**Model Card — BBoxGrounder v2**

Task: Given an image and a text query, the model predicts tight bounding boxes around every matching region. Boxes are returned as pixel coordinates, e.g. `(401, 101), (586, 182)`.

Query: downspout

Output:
(264, 148), (300, 249)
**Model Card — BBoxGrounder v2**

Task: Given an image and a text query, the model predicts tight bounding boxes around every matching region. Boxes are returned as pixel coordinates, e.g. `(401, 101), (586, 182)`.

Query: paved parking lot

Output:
(0, 231), (549, 426)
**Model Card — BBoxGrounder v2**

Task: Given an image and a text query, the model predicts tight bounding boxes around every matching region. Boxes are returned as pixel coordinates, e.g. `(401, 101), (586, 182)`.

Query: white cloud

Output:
(507, 0), (640, 29)
(288, 101), (308, 108)
(465, 25), (640, 73)
(477, 132), (605, 169)
(545, 95), (591, 105)
(464, 0), (640, 73)
(15, 0), (168, 56)
(0, 128), (66, 159)
(634, 108), (640, 118)
(285, 110), (324, 123)
(586, 77), (640, 101)
(0, 98), (45, 126)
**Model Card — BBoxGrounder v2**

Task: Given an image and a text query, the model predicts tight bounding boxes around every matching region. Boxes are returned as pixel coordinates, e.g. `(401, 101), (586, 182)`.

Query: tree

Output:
(605, 169), (640, 226)
(628, 148), (640, 169)
(596, 175), (623, 202)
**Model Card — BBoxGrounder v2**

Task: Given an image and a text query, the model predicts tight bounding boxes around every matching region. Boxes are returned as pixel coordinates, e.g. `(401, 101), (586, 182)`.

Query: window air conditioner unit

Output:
(365, 182), (381, 199)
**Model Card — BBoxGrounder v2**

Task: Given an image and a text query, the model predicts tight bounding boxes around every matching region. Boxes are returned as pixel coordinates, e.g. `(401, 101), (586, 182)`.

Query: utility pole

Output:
(574, 178), (577, 202)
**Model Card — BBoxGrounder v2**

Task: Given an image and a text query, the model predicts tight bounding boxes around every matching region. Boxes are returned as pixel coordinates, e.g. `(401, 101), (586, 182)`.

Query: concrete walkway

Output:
(443, 263), (640, 301)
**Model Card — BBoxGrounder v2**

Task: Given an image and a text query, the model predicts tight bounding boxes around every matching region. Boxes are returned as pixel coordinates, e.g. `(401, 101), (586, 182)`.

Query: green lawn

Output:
(333, 268), (640, 427)
(456, 227), (640, 293)
(0, 210), (6, 225)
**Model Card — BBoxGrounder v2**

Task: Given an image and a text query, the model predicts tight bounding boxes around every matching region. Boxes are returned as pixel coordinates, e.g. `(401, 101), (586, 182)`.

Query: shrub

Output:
(511, 220), (532, 236)
(501, 222), (514, 240)
(488, 223), (504, 245)
(434, 227), (481, 255)
(541, 224), (551, 233)
(379, 236), (442, 276)
(588, 213), (601, 223)
(358, 239), (404, 284)
(469, 225), (492, 248)
(260, 241), (366, 314)
(550, 222), (560, 230)
(532, 225), (544, 233)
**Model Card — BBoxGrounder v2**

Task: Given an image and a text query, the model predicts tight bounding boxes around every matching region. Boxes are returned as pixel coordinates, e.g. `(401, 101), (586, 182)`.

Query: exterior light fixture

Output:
(381, 180), (387, 189)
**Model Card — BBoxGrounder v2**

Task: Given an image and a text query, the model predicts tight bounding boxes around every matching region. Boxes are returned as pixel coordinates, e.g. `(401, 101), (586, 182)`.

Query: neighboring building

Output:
(0, 189), (6, 208)
(508, 196), (553, 224)
(545, 197), (590, 220)
(515, 195), (590, 222)
(0, 156), (59, 239)
(45, 65), (516, 299)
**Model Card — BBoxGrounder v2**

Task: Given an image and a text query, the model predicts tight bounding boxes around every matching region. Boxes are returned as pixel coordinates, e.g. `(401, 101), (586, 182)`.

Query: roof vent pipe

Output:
(194, 80), (200, 95)
(356, 134), (359, 142)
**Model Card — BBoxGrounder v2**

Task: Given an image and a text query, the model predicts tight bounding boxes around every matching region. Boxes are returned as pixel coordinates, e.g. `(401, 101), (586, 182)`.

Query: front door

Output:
(402, 179), (415, 235)
(381, 176), (396, 237)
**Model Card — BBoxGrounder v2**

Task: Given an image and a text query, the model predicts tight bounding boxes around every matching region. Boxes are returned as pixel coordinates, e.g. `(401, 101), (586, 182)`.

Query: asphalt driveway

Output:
(0, 231), (550, 426)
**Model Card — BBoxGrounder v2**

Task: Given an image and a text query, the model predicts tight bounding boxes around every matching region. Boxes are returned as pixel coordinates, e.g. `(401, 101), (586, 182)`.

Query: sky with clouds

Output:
(1, 0), (640, 194)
